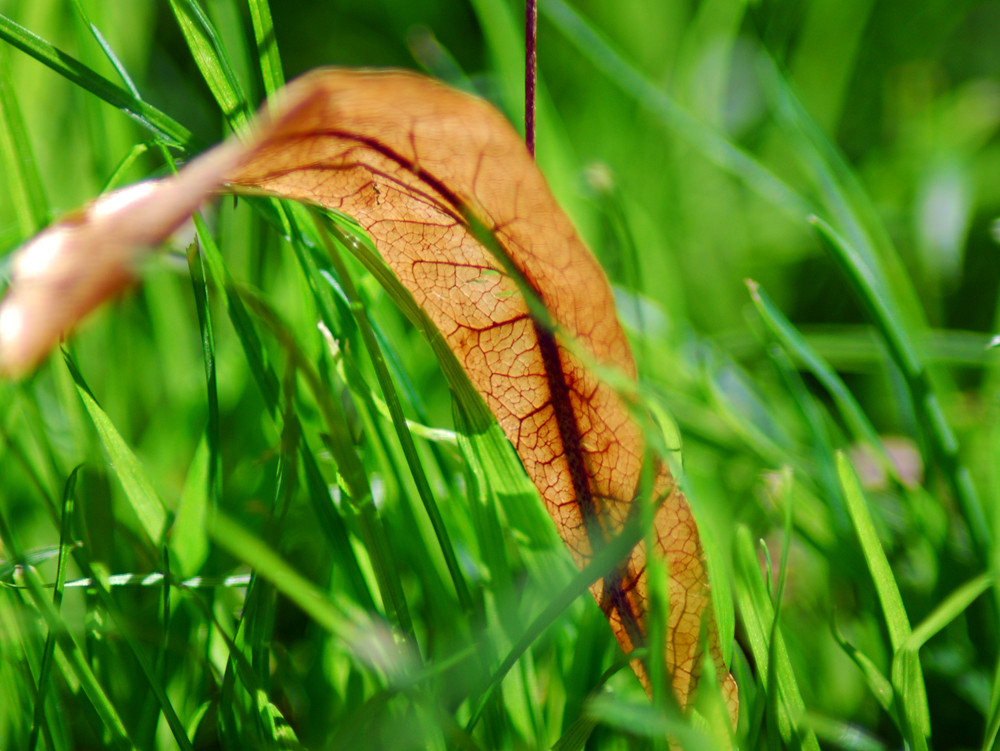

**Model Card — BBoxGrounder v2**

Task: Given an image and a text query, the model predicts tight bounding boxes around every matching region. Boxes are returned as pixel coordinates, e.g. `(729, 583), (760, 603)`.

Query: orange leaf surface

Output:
(227, 69), (737, 722)
(0, 68), (736, 725)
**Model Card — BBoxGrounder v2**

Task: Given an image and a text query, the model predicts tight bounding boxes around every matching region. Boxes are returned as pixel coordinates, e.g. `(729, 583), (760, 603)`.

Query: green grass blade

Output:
(904, 572), (990, 652)
(766, 469), (808, 751)
(187, 226), (222, 512)
(685, 486), (735, 668)
(551, 714), (599, 751)
(455, 396), (554, 549)
(316, 215), (475, 615)
(829, 614), (894, 716)
(0, 12), (195, 148)
(837, 452), (930, 746)
(101, 141), (153, 191)
(16, 564), (137, 750)
(64, 356), (168, 545)
(0, 46), (48, 235)
(246, 0), (284, 95)
(299, 445), (377, 611)
(766, 346), (847, 536)
(804, 713), (887, 751)
(465, 513), (645, 735)
(816, 218), (988, 553)
(68, 0), (141, 97)
(466, 0), (524, 121)
(74, 561), (195, 751)
(193, 209), (280, 416)
(733, 524), (820, 751)
(585, 693), (712, 748)
(985, 661), (1000, 751)
(240, 280), (372, 507)
(209, 511), (415, 683)
(167, 0), (251, 129)
(237, 286), (418, 644)
(747, 279), (890, 470)
(27, 467), (79, 751)
(170, 435), (211, 578)
(190, 214), (375, 609)
(837, 450), (910, 649)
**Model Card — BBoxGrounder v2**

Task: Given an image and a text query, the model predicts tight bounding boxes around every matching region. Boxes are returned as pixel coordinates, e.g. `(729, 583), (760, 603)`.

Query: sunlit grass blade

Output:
(765, 345), (847, 533)
(101, 141), (154, 191)
(183, 573), (303, 749)
(238, 286), (418, 643)
(733, 524), (820, 751)
(0, 546), (65, 580)
(893, 572), (992, 747)
(299, 442), (377, 610)
(315, 214), (475, 614)
(837, 452), (930, 747)
(550, 714), (599, 751)
(465, 0), (523, 120)
(27, 467), (78, 751)
(904, 572), (991, 652)
(703, 346), (798, 468)
(64, 356), (168, 545)
(985, 664), (1000, 751)
(189, 202), (375, 610)
(816, 218), (988, 553)
(170, 432), (211, 579)
(246, 0), (285, 95)
(167, 0), (251, 129)
(187, 226), (221, 509)
(0, 47), (48, 236)
(68, 0), (141, 97)
(0, 12), (194, 149)
(765, 468), (808, 751)
(193, 207), (280, 414)
(830, 614), (894, 716)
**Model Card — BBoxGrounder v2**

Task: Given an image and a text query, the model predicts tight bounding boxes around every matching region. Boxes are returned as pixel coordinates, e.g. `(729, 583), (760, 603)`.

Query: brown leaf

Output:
(227, 69), (737, 723)
(0, 68), (737, 725)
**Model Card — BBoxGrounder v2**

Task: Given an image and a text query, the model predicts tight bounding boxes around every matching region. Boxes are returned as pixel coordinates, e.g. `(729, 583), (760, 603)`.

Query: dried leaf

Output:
(0, 68), (737, 725)
(227, 69), (737, 723)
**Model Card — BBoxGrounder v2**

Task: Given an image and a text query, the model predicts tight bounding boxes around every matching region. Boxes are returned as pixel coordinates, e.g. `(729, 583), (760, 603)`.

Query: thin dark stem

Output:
(525, 0), (537, 157)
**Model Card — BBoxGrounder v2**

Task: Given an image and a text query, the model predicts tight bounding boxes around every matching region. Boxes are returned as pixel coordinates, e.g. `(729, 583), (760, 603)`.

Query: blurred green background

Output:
(2, 0), (1000, 749)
